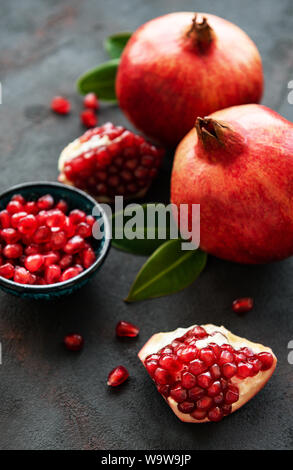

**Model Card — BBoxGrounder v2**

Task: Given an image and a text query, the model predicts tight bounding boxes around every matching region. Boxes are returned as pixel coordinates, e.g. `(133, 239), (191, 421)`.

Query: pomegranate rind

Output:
(138, 324), (277, 423)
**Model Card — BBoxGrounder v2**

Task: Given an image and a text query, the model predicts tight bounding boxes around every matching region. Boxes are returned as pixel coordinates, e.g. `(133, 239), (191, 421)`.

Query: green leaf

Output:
(104, 32), (132, 59)
(112, 203), (175, 256)
(125, 239), (207, 302)
(76, 58), (119, 102)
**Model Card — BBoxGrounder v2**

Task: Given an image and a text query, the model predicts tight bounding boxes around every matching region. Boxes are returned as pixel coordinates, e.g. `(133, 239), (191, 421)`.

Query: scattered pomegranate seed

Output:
(51, 96), (71, 114)
(107, 365), (129, 387)
(83, 93), (99, 110)
(143, 325), (275, 422)
(232, 297), (254, 313)
(80, 109), (97, 128)
(116, 321), (139, 338)
(64, 334), (84, 351)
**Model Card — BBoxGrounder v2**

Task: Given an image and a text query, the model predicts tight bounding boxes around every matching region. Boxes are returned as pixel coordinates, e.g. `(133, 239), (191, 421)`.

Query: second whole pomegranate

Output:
(171, 104), (293, 264)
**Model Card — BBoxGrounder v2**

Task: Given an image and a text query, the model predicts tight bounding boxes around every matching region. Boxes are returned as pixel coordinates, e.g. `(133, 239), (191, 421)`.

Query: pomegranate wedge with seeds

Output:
(58, 123), (165, 202)
(138, 324), (276, 423)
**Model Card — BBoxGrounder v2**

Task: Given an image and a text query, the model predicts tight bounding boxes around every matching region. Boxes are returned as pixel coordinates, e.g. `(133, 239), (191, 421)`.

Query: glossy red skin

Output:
(116, 12), (263, 147)
(171, 104), (293, 264)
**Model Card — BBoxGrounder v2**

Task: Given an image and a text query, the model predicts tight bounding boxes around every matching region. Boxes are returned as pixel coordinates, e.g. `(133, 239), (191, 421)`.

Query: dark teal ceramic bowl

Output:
(0, 182), (111, 299)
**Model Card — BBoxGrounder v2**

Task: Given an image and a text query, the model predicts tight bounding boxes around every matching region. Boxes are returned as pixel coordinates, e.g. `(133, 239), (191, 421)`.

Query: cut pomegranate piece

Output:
(107, 365), (129, 387)
(138, 324), (276, 423)
(116, 321), (139, 338)
(64, 334), (84, 351)
(51, 96), (71, 114)
(58, 123), (165, 202)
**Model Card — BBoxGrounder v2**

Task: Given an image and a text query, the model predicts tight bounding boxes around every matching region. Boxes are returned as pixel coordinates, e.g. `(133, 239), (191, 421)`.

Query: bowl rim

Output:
(0, 181), (111, 291)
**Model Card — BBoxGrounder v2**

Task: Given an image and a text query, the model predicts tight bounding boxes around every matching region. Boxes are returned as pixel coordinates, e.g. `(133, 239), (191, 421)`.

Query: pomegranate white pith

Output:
(138, 324), (277, 423)
(58, 123), (165, 203)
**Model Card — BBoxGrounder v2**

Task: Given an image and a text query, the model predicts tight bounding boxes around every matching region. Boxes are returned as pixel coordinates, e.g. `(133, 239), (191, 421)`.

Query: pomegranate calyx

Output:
(186, 14), (215, 52)
(195, 117), (245, 157)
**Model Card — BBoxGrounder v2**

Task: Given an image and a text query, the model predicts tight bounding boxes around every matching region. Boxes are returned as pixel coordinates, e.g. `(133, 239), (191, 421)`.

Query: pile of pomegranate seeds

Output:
(0, 193), (97, 285)
(232, 297), (254, 313)
(116, 321), (139, 338)
(144, 326), (274, 422)
(64, 333), (84, 351)
(51, 96), (71, 114)
(107, 365), (129, 387)
(59, 122), (165, 201)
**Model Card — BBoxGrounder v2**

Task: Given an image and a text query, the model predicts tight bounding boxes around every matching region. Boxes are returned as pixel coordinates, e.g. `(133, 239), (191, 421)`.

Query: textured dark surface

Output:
(0, 0), (293, 450)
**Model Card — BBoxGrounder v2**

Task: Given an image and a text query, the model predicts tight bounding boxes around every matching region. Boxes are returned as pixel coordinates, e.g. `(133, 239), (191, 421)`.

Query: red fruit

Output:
(43, 252), (60, 267)
(51, 231), (67, 249)
(58, 123), (165, 202)
(11, 211), (28, 228)
(232, 298), (254, 313)
(139, 324), (276, 423)
(55, 199), (68, 213)
(75, 222), (91, 238)
(116, 321), (139, 338)
(13, 266), (31, 284)
(0, 210), (11, 228)
(25, 254), (44, 273)
(45, 209), (66, 228)
(80, 109), (97, 128)
(51, 96), (71, 114)
(64, 236), (85, 254)
(171, 104), (293, 263)
(18, 215), (37, 235)
(107, 365), (129, 387)
(33, 226), (51, 244)
(81, 247), (96, 269)
(6, 200), (23, 214)
(69, 209), (86, 225)
(0, 263), (14, 279)
(12, 194), (26, 205)
(83, 93), (99, 110)
(64, 334), (84, 351)
(116, 13), (263, 147)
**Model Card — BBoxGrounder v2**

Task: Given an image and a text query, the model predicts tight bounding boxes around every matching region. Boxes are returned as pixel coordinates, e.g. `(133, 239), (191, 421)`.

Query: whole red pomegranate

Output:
(171, 104), (293, 264)
(116, 12), (263, 147)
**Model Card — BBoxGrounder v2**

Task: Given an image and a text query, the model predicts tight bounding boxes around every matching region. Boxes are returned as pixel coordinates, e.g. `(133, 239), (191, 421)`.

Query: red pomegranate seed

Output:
(181, 371), (196, 389)
(51, 96), (71, 114)
(59, 254), (73, 270)
(6, 200), (23, 214)
(43, 252), (60, 267)
(18, 215), (37, 234)
(83, 93), (99, 110)
(64, 235), (85, 254)
(107, 365), (129, 387)
(190, 409), (207, 420)
(257, 352), (274, 370)
(158, 354), (181, 372)
(197, 371), (213, 389)
(13, 266), (31, 284)
(154, 368), (173, 385)
(60, 267), (80, 282)
(196, 396), (213, 411)
(210, 363), (221, 380)
(81, 247), (96, 269)
(24, 201), (38, 214)
(45, 264), (61, 284)
(189, 359), (207, 375)
(237, 362), (254, 378)
(56, 199), (68, 213)
(208, 406), (223, 422)
(219, 350), (234, 365)
(177, 346), (198, 362)
(11, 211), (28, 228)
(3, 243), (23, 258)
(25, 254), (44, 273)
(170, 384), (188, 403)
(80, 109), (97, 128)
(46, 209), (66, 228)
(178, 401), (195, 413)
(12, 194), (26, 205)
(64, 334), (84, 351)
(188, 386), (204, 401)
(222, 362), (237, 378)
(116, 321), (139, 338)
(69, 209), (86, 225)
(224, 385), (239, 404)
(207, 380), (222, 397)
(51, 230), (67, 249)
(37, 194), (54, 210)
(232, 297), (254, 313)
(0, 263), (14, 279)
(0, 210), (11, 228)
(199, 347), (216, 366)
(1, 228), (20, 243)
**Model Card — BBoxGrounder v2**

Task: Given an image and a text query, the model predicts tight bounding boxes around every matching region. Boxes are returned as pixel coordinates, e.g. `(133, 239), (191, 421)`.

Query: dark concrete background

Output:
(0, 0), (293, 450)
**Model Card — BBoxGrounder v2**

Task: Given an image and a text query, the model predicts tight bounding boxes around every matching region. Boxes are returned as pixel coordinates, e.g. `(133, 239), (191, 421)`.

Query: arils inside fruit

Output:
(58, 123), (165, 202)
(139, 324), (277, 423)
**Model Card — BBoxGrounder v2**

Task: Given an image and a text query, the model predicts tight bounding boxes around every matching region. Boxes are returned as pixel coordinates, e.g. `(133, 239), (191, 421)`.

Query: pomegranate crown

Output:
(186, 14), (215, 52)
(195, 117), (246, 157)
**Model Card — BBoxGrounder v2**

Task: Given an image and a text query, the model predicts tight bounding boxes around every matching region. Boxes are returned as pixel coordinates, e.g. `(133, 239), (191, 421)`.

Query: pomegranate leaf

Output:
(112, 203), (175, 256)
(104, 32), (132, 59)
(125, 239), (207, 302)
(76, 58), (119, 102)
